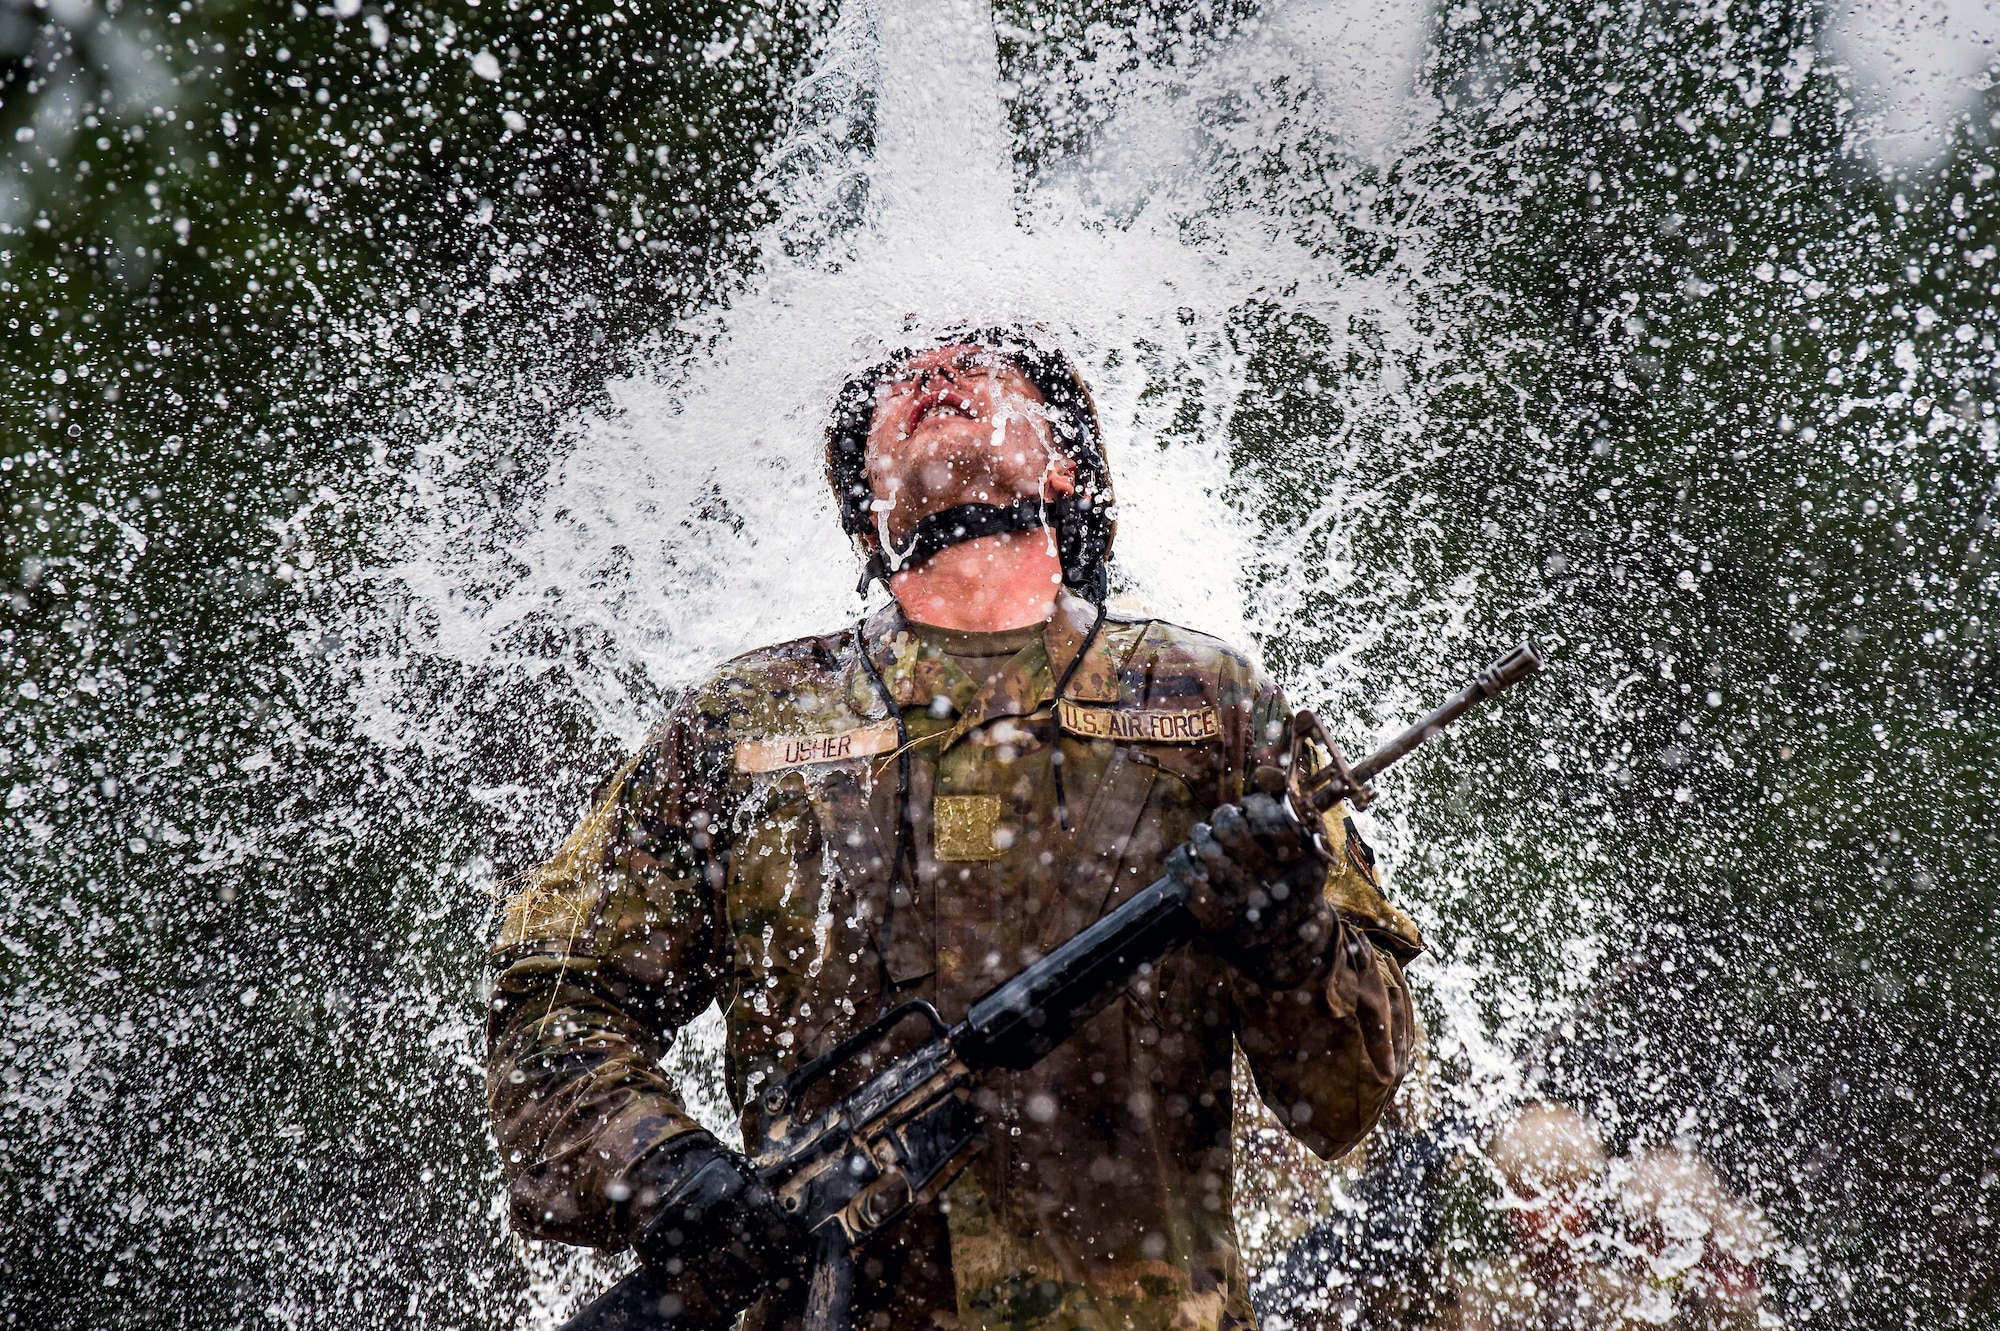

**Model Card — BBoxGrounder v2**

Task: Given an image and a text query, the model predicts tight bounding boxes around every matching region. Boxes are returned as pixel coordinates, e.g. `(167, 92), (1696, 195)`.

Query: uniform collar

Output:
(863, 591), (1120, 728)
(1044, 590), (1120, 703)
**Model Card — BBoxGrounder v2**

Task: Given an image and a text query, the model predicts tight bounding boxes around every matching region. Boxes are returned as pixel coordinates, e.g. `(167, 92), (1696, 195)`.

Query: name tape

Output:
(1056, 700), (1221, 744)
(735, 720), (899, 775)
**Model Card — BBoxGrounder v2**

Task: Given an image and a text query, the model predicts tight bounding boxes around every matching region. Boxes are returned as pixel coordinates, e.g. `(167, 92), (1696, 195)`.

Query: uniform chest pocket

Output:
(800, 767), (899, 886)
(724, 774), (888, 1038)
(727, 768), (892, 898)
(722, 785), (821, 968)
(1133, 741), (1225, 813)
(1035, 746), (1157, 951)
(1040, 730), (1225, 954)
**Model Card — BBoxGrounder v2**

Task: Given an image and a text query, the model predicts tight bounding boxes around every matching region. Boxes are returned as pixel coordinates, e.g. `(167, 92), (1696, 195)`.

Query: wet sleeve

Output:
(1228, 674), (1418, 1161)
(484, 693), (732, 1251)
(1232, 920), (1416, 1160)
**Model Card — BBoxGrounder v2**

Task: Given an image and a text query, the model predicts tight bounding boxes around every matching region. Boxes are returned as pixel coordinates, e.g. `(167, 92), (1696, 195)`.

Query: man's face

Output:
(864, 343), (1076, 547)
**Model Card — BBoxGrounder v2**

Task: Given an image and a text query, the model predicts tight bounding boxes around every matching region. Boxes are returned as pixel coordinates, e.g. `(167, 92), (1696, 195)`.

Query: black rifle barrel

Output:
(1347, 641), (1542, 786)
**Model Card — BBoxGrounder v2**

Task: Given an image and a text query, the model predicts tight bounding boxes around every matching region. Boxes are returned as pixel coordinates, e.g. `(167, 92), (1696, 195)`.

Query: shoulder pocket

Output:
(493, 751), (643, 954)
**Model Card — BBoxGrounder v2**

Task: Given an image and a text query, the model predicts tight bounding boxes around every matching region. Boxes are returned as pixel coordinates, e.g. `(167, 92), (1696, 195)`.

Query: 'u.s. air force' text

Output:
(1056, 701), (1221, 743)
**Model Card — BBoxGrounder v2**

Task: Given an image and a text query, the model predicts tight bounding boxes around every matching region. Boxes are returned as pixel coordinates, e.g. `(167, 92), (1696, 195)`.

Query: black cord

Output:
(1048, 600), (1107, 832)
(855, 618), (909, 1012)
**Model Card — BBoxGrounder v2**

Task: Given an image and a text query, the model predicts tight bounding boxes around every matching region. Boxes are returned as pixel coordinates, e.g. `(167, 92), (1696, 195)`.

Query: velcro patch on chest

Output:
(1056, 699), (1221, 744)
(733, 720), (899, 774)
(933, 794), (1007, 861)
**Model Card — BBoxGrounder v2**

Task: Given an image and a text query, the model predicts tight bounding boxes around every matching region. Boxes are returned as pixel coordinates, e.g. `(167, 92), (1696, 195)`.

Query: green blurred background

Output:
(2, 0), (1995, 1326)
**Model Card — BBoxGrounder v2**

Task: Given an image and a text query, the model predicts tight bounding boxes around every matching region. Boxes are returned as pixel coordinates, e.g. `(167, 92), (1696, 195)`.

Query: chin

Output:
(936, 434), (1048, 485)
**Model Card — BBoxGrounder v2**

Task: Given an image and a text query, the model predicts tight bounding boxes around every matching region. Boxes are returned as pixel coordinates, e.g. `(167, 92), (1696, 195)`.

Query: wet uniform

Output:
(487, 592), (1420, 1331)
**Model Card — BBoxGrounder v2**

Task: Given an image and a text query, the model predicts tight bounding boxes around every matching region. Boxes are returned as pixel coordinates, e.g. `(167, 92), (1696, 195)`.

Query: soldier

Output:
(1267, 1100), (1622, 1331)
(486, 329), (1424, 1331)
(1612, 1145), (1770, 1330)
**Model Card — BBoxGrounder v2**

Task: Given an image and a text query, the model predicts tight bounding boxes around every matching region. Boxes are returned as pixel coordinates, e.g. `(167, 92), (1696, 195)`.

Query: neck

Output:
(889, 529), (1063, 631)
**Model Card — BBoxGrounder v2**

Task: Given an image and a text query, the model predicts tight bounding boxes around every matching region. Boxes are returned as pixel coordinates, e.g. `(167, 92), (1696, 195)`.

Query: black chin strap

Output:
(858, 498), (1070, 592)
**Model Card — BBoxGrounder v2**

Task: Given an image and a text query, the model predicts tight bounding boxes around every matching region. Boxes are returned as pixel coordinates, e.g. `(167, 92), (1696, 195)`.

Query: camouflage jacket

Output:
(487, 592), (1421, 1331)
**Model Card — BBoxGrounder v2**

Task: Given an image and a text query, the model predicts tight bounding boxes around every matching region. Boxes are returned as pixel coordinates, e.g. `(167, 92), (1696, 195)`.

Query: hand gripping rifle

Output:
(561, 643), (1543, 1331)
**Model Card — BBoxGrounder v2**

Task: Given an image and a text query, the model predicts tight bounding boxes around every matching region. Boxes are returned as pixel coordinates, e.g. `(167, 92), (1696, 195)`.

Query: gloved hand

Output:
(1168, 777), (1335, 990)
(632, 1133), (810, 1324)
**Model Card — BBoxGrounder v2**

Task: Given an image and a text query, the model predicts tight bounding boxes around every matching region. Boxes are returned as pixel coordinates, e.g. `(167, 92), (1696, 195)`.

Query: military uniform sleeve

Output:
(485, 692), (732, 1250)
(1229, 678), (1420, 1161)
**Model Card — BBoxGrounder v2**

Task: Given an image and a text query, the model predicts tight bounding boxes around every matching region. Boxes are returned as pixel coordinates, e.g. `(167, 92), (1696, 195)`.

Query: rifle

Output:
(560, 642), (1543, 1331)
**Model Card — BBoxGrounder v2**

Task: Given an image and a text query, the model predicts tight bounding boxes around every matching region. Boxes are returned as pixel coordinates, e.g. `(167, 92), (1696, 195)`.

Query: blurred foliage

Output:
(1408, 4), (2000, 1321)
(2, 0), (1996, 1327)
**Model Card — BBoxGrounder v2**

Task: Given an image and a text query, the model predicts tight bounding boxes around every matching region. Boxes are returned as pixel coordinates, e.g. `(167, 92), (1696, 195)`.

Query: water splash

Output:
(9, 0), (1994, 1320)
(381, 0), (1474, 724)
(367, 0), (1576, 1318)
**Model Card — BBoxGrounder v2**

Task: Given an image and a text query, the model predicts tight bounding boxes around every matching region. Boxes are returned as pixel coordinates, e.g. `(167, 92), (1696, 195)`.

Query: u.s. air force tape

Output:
(734, 720), (899, 774)
(1056, 699), (1220, 743)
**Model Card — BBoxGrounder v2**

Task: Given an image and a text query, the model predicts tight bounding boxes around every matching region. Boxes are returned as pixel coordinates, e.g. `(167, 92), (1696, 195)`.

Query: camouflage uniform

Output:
(488, 592), (1421, 1331)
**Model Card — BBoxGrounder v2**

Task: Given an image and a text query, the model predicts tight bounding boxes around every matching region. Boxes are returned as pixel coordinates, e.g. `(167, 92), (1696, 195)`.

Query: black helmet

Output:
(825, 326), (1116, 598)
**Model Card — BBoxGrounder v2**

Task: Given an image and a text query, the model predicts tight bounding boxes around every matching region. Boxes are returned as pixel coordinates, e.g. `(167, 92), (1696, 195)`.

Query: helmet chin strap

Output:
(862, 496), (1074, 592)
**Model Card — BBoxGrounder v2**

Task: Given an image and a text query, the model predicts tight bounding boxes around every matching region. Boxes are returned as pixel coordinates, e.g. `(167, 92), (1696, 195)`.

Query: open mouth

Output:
(911, 388), (979, 428)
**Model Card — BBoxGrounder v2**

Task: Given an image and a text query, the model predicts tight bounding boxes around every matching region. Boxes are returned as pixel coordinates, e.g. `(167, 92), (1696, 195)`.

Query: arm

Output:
(485, 695), (732, 1250)
(1230, 909), (1416, 1160)
(1221, 681), (1419, 1161)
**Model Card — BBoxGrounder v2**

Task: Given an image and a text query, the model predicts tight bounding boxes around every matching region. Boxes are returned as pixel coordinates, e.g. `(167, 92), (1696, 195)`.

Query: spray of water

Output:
(10, 0), (1991, 1323)
(363, 0), (1587, 1318)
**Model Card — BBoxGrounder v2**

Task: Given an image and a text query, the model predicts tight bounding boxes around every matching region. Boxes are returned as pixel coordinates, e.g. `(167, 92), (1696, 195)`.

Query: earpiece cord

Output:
(1049, 599), (1107, 833)
(855, 618), (909, 1016)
